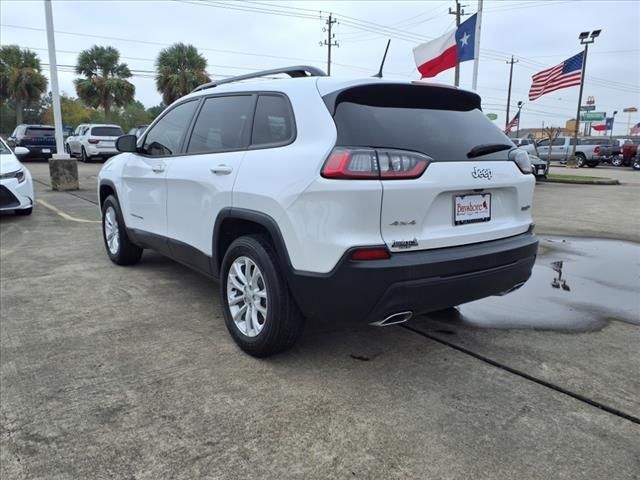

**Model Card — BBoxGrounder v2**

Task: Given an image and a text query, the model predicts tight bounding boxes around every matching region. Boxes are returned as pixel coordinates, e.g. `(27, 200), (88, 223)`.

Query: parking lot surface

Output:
(1, 161), (639, 479)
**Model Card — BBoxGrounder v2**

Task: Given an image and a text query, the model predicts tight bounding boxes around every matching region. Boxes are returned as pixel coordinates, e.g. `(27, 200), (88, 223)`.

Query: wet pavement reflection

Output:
(428, 236), (640, 332)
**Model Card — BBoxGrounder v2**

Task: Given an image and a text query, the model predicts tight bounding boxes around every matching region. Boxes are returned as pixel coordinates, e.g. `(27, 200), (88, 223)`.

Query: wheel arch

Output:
(99, 179), (118, 208)
(213, 208), (293, 279)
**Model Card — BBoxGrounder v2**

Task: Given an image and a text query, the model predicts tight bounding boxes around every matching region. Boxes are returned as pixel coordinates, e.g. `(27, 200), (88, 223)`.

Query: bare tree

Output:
(542, 126), (561, 170)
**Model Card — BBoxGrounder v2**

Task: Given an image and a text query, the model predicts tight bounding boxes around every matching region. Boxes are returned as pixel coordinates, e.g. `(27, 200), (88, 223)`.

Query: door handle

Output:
(211, 165), (233, 175)
(152, 165), (165, 173)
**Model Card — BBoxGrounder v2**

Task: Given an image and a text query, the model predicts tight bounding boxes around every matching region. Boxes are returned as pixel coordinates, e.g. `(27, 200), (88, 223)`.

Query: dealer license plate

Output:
(42, 148), (51, 153)
(454, 193), (491, 225)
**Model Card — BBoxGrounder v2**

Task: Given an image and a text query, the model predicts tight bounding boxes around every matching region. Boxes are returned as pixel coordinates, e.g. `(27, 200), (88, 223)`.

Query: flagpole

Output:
(571, 30), (600, 164)
(471, 0), (483, 90)
(571, 43), (588, 164)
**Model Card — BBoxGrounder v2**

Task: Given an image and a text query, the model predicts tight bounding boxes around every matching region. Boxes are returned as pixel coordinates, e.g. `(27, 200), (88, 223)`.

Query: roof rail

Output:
(192, 65), (327, 92)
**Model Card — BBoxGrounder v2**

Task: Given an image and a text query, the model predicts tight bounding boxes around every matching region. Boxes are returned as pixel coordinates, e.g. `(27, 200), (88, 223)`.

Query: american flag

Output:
(631, 122), (640, 135)
(504, 111), (520, 134)
(529, 52), (584, 101)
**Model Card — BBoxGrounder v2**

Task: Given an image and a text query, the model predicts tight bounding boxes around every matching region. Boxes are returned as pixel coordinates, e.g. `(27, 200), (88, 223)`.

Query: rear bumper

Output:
(288, 229), (538, 324)
(20, 146), (56, 159)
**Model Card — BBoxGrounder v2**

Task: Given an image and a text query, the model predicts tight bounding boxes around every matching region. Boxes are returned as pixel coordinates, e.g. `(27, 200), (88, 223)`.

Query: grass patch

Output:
(547, 173), (609, 181)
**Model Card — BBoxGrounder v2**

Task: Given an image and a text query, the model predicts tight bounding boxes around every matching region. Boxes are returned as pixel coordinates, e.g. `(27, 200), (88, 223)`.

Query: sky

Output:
(1, 0), (639, 134)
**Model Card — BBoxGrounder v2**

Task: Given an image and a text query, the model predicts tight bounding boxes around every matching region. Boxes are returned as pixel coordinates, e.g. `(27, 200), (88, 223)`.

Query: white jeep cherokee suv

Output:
(98, 66), (538, 357)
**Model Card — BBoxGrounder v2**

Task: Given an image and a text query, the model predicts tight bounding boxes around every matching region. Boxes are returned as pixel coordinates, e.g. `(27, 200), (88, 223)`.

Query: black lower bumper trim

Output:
(0, 185), (20, 208)
(287, 231), (538, 324)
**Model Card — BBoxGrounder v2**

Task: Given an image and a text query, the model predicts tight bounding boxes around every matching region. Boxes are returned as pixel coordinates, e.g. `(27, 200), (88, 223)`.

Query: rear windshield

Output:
(91, 126), (123, 137)
(330, 86), (510, 161)
(25, 127), (54, 137)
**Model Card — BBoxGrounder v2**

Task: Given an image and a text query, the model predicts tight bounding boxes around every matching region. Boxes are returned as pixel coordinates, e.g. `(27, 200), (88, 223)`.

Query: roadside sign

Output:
(623, 107), (638, 113)
(580, 111), (606, 121)
(580, 105), (596, 111)
(485, 113), (498, 120)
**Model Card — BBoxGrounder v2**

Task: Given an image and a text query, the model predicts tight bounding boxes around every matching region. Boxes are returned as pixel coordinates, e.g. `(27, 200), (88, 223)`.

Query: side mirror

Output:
(14, 146), (29, 158)
(116, 134), (138, 153)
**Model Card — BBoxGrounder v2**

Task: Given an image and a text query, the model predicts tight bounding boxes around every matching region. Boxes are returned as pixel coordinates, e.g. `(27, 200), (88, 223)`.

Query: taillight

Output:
(594, 146), (601, 154)
(509, 148), (533, 174)
(88, 138), (100, 144)
(321, 147), (430, 180)
(350, 247), (390, 261)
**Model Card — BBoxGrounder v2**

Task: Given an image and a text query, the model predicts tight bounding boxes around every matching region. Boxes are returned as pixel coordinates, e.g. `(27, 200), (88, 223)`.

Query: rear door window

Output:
(186, 95), (254, 154)
(329, 85), (510, 161)
(91, 126), (123, 137)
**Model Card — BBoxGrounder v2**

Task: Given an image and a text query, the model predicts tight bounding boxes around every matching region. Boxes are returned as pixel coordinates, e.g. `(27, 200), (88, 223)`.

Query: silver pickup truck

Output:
(522, 136), (601, 168)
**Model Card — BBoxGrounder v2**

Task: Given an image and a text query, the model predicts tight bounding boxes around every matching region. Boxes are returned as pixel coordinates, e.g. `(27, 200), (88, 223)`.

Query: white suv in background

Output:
(98, 66), (538, 357)
(66, 124), (124, 162)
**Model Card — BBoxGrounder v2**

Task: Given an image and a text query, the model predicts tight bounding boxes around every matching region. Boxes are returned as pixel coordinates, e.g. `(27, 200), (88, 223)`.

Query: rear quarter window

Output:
(250, 94), (295, 147)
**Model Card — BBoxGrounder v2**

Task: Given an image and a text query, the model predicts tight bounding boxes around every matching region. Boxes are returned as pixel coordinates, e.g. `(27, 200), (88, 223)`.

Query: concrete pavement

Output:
(1, 161), (639, 479)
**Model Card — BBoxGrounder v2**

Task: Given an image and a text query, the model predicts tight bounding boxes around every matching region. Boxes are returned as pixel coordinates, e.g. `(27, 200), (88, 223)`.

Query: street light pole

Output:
(44, 0), (78, 190)
(44, 0), (63, 154)
(570, 29), (600, 166)
(516, 101), (523, 138)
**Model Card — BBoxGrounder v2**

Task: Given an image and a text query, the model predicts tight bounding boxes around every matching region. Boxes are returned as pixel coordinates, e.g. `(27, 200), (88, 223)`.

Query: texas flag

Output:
(413, 14), (478, 78)
(592, 117), (614, 132)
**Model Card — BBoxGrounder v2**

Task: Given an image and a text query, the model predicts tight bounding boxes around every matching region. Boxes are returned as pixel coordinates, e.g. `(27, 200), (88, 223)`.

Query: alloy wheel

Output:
(104, 206), (120, 255)
(227, 256), (268, 337)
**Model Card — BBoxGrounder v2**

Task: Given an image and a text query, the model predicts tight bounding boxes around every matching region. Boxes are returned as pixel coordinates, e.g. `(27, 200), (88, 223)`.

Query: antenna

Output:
(373, 39), (391, 78)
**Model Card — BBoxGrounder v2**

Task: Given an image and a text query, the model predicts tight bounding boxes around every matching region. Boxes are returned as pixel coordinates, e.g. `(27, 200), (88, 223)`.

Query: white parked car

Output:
(0, 138), (33, 216)
(98, 67), (538, 356)
(65, 124), (124, 162)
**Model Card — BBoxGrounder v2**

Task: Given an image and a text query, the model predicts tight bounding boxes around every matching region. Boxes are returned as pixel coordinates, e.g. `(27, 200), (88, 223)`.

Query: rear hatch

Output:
(89, 126), (123, 151)
(326, 83), (535, 252)
(21, 126), (56, 153)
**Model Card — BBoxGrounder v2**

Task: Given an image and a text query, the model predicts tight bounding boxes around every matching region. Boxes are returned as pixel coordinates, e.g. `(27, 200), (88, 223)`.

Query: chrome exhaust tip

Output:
(495, 281), (526, 296)
(370, 311), (413, 327)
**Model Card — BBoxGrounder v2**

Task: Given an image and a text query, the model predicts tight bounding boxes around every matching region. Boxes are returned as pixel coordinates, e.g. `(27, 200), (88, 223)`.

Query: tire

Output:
(633, 160), (640, 171)
(81, 147), (88, 162)
(101, 195), (143, 266)
(220, 235), (304, 357)
(15, 207), (32, 216)
(65, 144), (71, 156)
(612, 156), (623, 167)
(587, 162), (597, 168)
(576, 154), (586, 167)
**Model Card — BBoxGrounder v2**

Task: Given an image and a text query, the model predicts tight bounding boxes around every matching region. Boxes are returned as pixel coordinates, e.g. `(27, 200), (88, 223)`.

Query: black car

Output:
(7, 124), (57, 160)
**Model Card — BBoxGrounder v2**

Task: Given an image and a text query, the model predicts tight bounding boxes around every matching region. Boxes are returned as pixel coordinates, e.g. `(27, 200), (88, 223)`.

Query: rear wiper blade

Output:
(466, 143), (512, 159)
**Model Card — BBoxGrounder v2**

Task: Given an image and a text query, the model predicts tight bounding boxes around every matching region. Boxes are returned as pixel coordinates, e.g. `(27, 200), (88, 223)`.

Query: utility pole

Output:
(448, 0), (468, 86)
(505, 56), (518, 130)
(571, 30), (601, 166)
(322, 14), (338, 75)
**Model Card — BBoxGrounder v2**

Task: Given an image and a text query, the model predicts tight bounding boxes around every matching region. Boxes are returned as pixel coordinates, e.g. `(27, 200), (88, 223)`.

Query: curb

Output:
(538, 177), (620, 185)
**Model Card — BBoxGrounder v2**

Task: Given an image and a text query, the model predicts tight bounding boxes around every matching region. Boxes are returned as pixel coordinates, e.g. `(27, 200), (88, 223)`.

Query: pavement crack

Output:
(401, 324), (640, 426)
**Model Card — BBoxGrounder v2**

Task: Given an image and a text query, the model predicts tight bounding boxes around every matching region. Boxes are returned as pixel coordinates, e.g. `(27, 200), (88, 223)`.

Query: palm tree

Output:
(156, 43), (210, 105)
(74, 46), (135, 122)
(0, 45), (48, 125)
